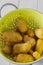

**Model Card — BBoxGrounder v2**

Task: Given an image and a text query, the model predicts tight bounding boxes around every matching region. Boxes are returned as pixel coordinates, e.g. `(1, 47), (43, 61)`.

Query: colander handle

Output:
(0, 3), (18, 18)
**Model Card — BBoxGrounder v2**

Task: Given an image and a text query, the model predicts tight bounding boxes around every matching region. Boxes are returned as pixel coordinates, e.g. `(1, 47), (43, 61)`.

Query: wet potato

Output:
(23, 35), (36, 47)
(2, 31), (22, 42)
(17, 17), (28, 33)
(14, 54), (34, 63)
(27, 29), (35, 37)
(13, 42), (31, 54)
(29, 50), (41, 60)
(36, 39), (43, 54)
(33, 51), (41, 60)
(35, 29), (43, 39)
(3, 45), (12, 54)
(23, 35), (29, 42)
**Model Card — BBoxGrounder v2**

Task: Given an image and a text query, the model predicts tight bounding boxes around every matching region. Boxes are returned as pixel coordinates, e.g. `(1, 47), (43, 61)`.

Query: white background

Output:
(0, 0), (43, 65)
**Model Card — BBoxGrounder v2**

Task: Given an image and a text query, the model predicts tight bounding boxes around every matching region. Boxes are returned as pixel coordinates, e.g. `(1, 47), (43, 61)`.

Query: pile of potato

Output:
(2, 17), (43, 63)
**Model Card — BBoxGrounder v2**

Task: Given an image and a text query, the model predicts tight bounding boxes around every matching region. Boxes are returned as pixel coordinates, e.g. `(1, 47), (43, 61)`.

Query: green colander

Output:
(0, 4), (43, 65)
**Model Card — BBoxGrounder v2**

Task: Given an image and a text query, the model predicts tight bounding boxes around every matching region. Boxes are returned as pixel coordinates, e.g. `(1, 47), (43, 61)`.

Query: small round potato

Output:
(3, 45), (11, 54)
(2, 31), (22, 42)
(29, 50), (41, 60)
(23, 36), (36, 47)
(27, 29), (35, 37)
(33, 51), (41, 60)
(13, 42), (31, 53)
(36, 39), (43, 54)
(17, 17), (28, 33)
(14, 54), (34, 63)
(35, 29), (43, 39)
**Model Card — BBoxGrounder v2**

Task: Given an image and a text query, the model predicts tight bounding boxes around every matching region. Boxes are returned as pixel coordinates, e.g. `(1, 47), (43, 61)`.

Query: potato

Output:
(14, 54), (34, 63)
(3, 45), (11, 54)
(23, 36), (36, 47)
(35, 29), (43, 39)
(13, 42), (31, 53)
(33, 51), (41, 60)
(17, 17), (28, 33)
(29, 50), (41, 60)
(27, 29), (35, 37)
(36, 39), (43, 54)
(23, 35), (29, 42)
(2, 31), (22, 42)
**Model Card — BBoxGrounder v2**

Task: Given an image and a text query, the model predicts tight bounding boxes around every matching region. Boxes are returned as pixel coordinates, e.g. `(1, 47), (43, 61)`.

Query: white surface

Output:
(0, 54), (9, 65)
(19, 0), (37, 9)
(0, 0), (19, 17)
(0, 0), (43, 65)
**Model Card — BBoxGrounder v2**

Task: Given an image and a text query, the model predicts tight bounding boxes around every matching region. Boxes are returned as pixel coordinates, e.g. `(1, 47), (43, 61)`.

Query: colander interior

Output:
(0, 8), (43, 64)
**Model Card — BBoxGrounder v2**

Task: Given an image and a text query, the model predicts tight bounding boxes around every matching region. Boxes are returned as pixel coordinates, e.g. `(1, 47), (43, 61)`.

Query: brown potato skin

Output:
(14, 54), (34, 63)
(27, 29), (35, 37)
(17, 17), (28, 33)
(13, 42), (31, 54)
(3, 45), (11, 54)
(2, 31), (22, 42)
(23, 35), (36, 47)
